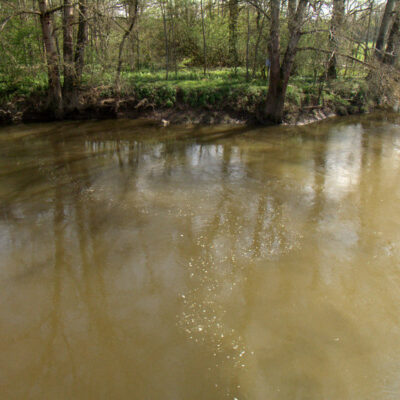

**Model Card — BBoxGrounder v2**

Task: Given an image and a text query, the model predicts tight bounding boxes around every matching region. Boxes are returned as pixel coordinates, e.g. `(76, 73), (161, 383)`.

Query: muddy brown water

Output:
(1, 114), (400, 399)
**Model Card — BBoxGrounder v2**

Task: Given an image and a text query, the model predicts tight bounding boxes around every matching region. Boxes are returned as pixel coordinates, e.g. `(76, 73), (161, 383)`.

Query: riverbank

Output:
(0, 73), (371, 126)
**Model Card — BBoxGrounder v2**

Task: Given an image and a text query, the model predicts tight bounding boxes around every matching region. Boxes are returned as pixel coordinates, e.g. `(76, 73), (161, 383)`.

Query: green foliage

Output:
(0, 71), (47, 103)
(286, 85), (302, 106)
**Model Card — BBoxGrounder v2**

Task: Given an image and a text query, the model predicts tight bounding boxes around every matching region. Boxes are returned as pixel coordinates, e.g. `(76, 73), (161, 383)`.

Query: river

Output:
(1, 113), (400, 399)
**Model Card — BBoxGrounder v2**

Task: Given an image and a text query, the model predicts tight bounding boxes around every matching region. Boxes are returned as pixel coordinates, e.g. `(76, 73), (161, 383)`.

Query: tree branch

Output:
(296, 46), (376, 68)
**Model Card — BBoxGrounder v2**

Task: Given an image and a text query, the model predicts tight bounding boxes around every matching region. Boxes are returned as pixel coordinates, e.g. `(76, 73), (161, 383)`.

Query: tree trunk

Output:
(246, 6), (250, 81)
(375, 0), (398, 60)
(263, 0), (308, 123)
(74, 0), (88, 85)
(228, 0), (239, 70)
(200, 0), (207, 75)
(39, 0), (63, 117)
(62, 0), (75, 106)
(384, 8), (400, 64)
(288, 0), (297, 22)
(327, 0), (345, 79)
(136, 31), (140, 70)
(364, 0), (374, 61)
(252, 13), (265, 78)
(160, 0), (169, 80)
(166, 0), (177, 78)
(263, 0), (281, 122)
(288, 0), (298, 75)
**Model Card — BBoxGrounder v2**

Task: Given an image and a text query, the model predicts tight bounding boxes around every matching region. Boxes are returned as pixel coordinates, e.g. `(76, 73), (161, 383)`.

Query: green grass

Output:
(83, 68), (271, 110)
(0, 67), (368, 116)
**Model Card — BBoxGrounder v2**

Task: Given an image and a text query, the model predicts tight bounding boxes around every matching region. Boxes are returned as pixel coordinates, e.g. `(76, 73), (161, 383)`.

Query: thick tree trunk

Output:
(245, 6), (250, 81)
(384, 9), (400, 64)
(39, 0), (63, 116)
(288, 0), (297, 22)
(74, 0), (88, 84)
(63, 0), (75, 106)
(327, 0), (345, 79)
(263, 0), (308, 123)
(375, 0), (398, 60)
(288, 0), (298, 75)
(263, 0), (281, 122)
(228, 0), (239, 70)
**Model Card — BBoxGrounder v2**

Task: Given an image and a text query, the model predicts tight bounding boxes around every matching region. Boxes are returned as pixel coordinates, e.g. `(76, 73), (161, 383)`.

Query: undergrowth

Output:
(0, 67), (369, 116)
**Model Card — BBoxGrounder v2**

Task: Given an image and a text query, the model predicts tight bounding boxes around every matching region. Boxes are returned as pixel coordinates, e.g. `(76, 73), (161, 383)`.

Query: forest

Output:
(1, 0), (400, 124)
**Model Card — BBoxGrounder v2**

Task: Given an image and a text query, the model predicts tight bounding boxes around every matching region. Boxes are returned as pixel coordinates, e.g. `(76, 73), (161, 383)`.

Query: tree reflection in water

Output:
(0, 115), (400, 399)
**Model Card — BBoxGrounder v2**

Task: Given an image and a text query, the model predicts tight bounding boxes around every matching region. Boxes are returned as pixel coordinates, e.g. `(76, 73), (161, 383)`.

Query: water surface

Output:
(1, 114), (400, 399)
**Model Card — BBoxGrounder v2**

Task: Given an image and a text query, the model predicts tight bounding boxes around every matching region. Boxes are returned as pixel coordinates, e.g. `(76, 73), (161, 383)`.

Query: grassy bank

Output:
(0, 69), (371, 125)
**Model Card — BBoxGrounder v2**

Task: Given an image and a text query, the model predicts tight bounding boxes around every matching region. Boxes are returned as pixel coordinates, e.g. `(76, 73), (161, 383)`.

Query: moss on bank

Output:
(0, 69), (371, 125)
